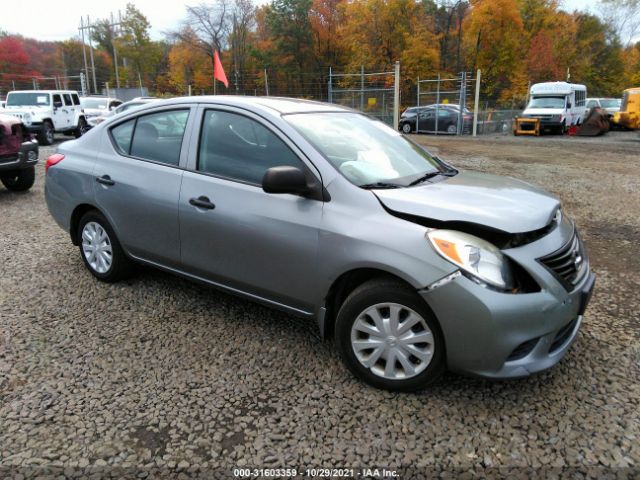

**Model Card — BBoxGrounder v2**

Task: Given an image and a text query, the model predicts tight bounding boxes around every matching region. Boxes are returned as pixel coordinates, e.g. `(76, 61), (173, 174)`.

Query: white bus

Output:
(522, 82), (587, 133)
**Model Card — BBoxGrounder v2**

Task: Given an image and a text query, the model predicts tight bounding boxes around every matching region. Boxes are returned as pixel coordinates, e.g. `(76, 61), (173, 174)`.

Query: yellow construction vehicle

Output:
(612, 88), (640, 130)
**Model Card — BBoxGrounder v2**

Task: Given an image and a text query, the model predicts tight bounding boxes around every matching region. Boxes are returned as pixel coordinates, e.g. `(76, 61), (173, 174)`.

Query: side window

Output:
(52, 94), (62, 107)
(129, 110), (189, 166)
(72, 94), (80, 106)
(586, 100), (597, 108)
(198, 110), (302, 184)
(63, 94), (73, 106)
(111, 119), (135, 154)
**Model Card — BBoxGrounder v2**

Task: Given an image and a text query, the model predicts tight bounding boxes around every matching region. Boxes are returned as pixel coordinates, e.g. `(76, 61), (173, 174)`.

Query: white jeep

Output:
(4, 90), (88, 145)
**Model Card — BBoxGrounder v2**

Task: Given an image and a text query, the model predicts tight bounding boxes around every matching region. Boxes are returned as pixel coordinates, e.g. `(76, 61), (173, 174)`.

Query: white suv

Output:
(4, 90), (87, 145)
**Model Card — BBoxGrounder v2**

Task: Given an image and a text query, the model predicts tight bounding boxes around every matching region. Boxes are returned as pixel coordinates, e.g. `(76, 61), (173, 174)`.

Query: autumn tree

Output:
(167, 28), (213, 93)
(572, 13), (625, 96)
(598, 0), (640, 47)
(463, 0), (527, 101)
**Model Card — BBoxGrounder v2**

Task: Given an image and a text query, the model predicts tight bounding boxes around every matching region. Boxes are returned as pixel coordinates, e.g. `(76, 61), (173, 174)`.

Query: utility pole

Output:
(79, 17), (90, 92)
(111, 12), (121, 89)
(264, 69), (269, 96)
(87, 16), (97, 93)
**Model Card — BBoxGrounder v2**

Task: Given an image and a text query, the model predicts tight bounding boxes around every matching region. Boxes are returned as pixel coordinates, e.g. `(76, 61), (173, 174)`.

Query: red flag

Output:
(213, 50), (229, 88)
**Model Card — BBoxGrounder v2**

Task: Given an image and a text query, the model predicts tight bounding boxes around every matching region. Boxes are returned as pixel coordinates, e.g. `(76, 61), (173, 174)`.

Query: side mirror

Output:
(567, 102), (572, 108)
(262, 166), (309, 195)
(53, 100), (63, 109)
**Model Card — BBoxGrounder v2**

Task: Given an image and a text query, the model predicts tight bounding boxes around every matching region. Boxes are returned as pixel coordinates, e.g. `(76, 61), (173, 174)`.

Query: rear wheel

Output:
(77, 210), (134, 282)
(0, 167), (35, 191)
(335, 278), (445, 391)
(75, 117), (87, 138)
(446, 123), (457, 134)
(38, 121), (54, 145)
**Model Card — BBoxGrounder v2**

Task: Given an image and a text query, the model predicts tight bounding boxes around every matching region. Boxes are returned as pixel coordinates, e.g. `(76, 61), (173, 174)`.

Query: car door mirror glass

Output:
(262, 166), (308, 195)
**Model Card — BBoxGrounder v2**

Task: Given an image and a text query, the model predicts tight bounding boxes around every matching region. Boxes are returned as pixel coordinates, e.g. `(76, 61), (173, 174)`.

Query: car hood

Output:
(83, 108), (107, 116)
(373, 171), (560, 233)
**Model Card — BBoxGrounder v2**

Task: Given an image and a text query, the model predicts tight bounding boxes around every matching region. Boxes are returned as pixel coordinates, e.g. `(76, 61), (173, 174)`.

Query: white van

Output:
(522, 82), (587, 133)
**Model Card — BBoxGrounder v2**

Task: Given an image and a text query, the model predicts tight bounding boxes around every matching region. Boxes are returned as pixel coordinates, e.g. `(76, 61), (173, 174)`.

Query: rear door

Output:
(62, 93), (75, 130)
(94, 106), (195, 268)
(51, 94), (67, 130)
(178, 106), (323, 312)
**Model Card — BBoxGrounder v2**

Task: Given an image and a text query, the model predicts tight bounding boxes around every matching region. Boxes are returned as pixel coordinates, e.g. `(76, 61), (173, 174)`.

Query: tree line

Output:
(1, 0), (639, 106)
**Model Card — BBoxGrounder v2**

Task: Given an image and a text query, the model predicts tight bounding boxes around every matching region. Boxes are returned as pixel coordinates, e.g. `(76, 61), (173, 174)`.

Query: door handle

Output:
(189, 196), (215, 210)
(96, 175), (115, 186)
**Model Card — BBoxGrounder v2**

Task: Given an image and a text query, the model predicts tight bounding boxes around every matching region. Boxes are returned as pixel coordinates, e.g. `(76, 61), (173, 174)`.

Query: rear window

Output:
(63, 94), (73, 106)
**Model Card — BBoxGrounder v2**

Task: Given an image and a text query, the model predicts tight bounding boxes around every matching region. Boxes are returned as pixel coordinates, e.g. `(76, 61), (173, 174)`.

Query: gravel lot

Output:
(1, 132), (639, 479)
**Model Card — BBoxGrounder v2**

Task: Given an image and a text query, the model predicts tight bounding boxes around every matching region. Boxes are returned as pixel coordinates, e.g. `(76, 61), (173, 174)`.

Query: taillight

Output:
(45, 153), (64, 173)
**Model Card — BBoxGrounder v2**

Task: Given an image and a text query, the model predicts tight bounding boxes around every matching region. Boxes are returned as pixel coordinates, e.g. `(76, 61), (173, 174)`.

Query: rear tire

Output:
(446, 123), (457, 134)
(335, 278), (445, 391)
(38, 121), (54, 145)
(1, 167), (35, 191)
(77, 210), (134, 282)
(75, 117), (87, 138)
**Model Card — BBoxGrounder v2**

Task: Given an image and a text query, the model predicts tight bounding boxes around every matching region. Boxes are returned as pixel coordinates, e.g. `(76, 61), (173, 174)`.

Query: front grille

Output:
(538, 232), (586, 290)
(550, 317), (578, 352)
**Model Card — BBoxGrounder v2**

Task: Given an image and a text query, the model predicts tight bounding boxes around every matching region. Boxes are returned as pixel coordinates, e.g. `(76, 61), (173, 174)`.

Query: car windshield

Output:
(528, 96), (566, 109)
(6, 93), (50, 107)
(285, 112), (445, 187)
(600, 99), (619, 108)
(81, 98), (108, 109)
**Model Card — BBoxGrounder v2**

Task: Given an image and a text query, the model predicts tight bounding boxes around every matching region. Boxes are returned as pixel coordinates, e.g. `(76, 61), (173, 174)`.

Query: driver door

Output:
(179, 107), (323, 313)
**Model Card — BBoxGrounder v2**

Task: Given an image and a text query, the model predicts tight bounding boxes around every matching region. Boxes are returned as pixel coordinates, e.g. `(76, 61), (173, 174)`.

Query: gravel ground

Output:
(0, 133), (638, 479)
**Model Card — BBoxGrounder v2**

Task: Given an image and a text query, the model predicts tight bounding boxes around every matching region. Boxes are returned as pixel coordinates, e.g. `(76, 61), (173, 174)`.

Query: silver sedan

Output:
(45, 96), (595, 391)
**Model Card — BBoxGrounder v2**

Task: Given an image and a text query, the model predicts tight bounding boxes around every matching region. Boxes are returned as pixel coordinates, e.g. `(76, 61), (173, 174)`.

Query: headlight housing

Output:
(23, 112), (32, 126)
(427, 230), (515, 291)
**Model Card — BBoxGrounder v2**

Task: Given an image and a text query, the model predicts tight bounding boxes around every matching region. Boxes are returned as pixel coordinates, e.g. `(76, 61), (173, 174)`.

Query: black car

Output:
(399, 106), (472, 134)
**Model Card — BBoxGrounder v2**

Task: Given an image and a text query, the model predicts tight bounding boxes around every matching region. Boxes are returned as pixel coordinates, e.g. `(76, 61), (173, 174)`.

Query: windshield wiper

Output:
(359, 182), (404, 189)
(408, 169), (456, 186)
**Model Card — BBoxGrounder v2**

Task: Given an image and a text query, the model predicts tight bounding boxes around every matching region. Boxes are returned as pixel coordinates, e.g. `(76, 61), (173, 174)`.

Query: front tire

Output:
(335, 278), (445, 391)
(1, 167), (35, 191)
(38, 121), (54, 145)
(401, 123), (412, 134)
(77, 210), (134, 282)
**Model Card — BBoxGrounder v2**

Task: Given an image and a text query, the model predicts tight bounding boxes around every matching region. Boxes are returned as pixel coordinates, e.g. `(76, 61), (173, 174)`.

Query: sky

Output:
(1, 0), (601, 42)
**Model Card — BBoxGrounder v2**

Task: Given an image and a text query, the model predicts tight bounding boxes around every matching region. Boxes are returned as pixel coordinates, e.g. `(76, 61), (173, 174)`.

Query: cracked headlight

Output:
(427, 230), (515, 291)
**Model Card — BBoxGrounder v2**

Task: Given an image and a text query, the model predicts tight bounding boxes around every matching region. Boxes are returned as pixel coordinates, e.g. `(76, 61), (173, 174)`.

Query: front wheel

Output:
(401, 123), (412, 134)
(38, 121), (54, 145)
(1, 167), (35, 191)
(335, 278), (445, 391)
(77, 210), (134, 282)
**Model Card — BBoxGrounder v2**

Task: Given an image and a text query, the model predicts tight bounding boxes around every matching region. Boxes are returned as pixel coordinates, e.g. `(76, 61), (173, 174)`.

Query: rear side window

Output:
(72, 94), (80, 105)
(110, 110), (189, 166)
(111, 119), (135, 154)
(63, 94), (73, 106)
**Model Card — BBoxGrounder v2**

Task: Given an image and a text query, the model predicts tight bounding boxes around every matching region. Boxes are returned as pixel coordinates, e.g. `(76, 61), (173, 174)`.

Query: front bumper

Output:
(420, 222), (595, 379)
(0, 140), (39, 171)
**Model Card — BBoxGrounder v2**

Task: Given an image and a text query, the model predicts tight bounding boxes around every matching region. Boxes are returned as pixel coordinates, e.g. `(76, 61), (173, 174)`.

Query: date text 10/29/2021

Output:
(233, 468), (400, 478)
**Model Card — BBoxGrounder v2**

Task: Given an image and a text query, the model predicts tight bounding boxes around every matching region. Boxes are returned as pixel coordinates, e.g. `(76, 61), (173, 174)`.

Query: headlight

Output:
(23, 112), (32, 126)
(427, 230), (514, 290)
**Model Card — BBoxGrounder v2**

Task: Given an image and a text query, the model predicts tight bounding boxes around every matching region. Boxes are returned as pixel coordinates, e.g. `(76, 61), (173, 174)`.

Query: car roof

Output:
(129, 96), (352, 115)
